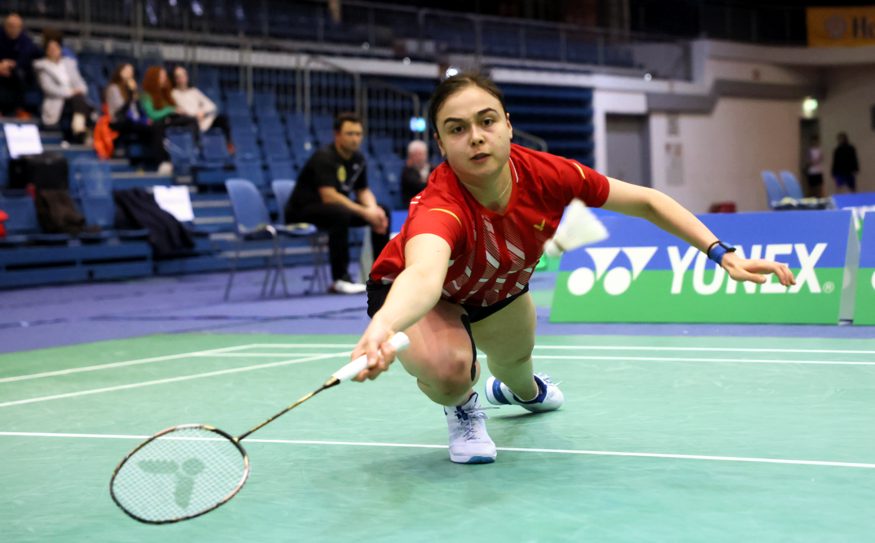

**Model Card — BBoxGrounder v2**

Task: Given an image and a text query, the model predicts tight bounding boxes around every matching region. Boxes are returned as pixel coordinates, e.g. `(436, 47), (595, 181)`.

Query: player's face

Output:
(334, 121), (363, 156)
(435, 85), (512, 184)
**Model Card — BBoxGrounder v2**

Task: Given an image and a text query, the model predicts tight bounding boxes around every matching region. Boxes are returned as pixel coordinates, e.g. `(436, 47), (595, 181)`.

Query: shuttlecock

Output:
(543, 199), (609, 258)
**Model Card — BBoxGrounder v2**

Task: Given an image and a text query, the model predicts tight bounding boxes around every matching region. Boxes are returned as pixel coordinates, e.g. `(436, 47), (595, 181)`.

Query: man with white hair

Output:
(401, 139), (430, 206)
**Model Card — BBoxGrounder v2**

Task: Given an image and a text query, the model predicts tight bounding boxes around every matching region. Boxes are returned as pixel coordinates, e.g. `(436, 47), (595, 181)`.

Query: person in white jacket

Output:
(33, 36), (93, 143)
(171, 65), (233, 152)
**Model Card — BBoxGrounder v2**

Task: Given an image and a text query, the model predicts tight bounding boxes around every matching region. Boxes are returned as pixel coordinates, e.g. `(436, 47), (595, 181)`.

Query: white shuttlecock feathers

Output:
(543, 199), (609, 257)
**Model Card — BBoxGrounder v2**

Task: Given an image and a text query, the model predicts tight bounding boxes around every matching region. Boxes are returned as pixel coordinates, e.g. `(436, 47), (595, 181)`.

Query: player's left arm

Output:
(601, 177), (795, 286)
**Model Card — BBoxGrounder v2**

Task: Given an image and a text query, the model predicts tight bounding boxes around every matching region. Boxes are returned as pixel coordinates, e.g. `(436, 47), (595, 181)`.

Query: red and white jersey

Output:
(370, 144), (610, 307)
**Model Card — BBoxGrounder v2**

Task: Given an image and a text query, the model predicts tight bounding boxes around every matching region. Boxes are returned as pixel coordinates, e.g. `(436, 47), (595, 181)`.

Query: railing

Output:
(362, 80), (421, 154)
(12, 0), (702, 79)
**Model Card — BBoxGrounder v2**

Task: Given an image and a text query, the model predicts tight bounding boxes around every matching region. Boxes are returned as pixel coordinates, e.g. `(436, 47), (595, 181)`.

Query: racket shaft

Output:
(237, 332), (410, 440)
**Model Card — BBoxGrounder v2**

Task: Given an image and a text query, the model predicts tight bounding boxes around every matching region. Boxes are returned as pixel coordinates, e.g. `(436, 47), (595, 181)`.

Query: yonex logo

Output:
(566, 243), (829, 296)
(669, 243), (828, 295)
(566, 247), (657, 296)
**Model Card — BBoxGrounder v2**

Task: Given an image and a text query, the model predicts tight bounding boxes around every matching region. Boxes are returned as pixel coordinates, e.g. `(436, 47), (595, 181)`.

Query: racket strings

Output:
(111, 427), (247, 522)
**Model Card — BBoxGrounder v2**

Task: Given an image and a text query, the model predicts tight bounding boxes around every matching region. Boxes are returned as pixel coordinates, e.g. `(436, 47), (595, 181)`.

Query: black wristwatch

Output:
(706, 240), (736, 265)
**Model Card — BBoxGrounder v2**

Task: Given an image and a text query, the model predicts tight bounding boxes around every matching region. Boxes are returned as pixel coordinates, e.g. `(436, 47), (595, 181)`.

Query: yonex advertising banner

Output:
(551, 210), (856, 324)
(832, 192), (875, 234)
(854, 218), (874, 325)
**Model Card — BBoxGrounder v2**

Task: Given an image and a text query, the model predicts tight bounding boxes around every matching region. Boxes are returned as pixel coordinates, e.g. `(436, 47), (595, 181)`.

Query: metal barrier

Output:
(14, 0), (700, 78)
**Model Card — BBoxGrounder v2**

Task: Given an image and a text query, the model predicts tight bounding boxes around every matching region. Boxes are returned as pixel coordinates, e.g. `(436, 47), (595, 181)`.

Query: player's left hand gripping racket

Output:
(110, 332), (410, 524)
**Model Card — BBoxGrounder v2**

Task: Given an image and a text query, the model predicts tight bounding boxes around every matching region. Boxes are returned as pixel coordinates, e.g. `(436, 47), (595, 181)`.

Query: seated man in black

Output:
(286, 112), (389, 294)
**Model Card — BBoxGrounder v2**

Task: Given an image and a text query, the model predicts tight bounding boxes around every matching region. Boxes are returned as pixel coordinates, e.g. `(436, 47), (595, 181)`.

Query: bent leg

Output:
(396, 300), (478, 407)
(472, 292), (538, 401)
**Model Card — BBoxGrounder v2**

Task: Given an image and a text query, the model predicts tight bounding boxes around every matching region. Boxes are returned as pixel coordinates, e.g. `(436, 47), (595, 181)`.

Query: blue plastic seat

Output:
(201, 129), (232, 168)
(267, 158), (296, 183)
(778, 170), (804, 200)
(164, 128), (198, 175)
(233, 158), (267, 190)
(262, 137), (291, 160)
(271, 179), (328, 293)
(224, 179), (319, 299)
(761, 170), (789, 209)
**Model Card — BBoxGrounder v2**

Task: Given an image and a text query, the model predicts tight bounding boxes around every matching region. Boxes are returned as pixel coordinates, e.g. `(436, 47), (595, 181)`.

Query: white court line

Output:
(533, 355), (875, 367)
(0, 352), (346, 409)
(532, 345), (875, 355)
(1, 431), (873, 470)
(0, 344), (260, 384)
(250, 343), (875, 356)
(192, 352), (334, 358)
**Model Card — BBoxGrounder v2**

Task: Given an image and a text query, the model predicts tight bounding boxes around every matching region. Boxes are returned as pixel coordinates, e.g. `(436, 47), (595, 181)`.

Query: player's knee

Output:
(428, 349), (475, 396)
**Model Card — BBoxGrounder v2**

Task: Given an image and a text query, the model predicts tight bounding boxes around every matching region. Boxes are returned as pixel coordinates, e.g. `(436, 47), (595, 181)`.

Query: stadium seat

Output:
(224, 179), (320, 299)
(761, 170), (790, 209)
(778, 170), (804, 200)
(271, 179), (329, 293)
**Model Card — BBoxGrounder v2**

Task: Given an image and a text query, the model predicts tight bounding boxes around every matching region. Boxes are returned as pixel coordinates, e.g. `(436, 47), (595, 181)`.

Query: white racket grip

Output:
(331, 332), (411, 382)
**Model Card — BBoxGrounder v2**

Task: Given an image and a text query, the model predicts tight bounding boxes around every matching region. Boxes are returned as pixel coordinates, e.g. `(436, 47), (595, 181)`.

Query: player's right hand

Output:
(350, 322), (399, 382)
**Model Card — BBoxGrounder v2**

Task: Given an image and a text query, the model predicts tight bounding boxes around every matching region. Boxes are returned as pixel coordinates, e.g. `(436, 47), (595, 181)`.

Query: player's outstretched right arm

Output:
(352, 233), (452, 381)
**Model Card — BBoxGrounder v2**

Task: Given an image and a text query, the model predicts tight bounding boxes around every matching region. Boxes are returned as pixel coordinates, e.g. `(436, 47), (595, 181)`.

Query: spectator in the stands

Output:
(0, 12), (41, 118)
(831, 132), (859, 194)
(171, 65), (234, 153)
(105, 63), (162, 169)
(400, 139), (430, 206)
(33, 35), (94, 144)
(41, 28), (76, 60)
(141, 66), (199, 174)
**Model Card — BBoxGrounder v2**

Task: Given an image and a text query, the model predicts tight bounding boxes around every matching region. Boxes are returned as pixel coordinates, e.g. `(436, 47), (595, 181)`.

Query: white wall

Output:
(591, 90), (647, 173)
(818, 66), (875, 194)
(649, 98), (801, 213)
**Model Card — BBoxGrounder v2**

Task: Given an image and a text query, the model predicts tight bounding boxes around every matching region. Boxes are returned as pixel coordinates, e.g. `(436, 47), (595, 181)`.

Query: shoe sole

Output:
(450, 454), (496, 464)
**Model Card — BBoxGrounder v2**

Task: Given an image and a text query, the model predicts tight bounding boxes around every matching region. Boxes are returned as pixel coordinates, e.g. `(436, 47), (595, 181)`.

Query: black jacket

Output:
(113, 188), (194, 258)
(832, 143), (859, 177)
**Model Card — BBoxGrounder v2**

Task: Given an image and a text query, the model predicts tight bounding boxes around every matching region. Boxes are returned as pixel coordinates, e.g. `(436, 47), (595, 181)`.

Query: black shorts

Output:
(365, 280), (529, 323)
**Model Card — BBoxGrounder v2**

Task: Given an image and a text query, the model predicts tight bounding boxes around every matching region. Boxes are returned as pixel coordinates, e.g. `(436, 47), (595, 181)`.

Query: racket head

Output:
(110, 424), (249, 524)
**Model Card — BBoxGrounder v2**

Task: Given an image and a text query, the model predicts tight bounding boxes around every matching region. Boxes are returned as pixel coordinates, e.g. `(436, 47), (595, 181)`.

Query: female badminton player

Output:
(352, 73), (796, 464)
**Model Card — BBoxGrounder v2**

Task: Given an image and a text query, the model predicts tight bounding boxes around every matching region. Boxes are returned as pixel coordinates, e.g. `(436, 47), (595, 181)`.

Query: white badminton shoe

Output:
(484, 373), (564, 413)
(444, 392), (496, 464)
(329, 278), (366, 294)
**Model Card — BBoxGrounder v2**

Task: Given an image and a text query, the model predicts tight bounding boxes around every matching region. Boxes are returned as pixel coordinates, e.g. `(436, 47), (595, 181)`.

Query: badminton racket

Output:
(110, 331), (410, 524)
(542, 199), (609, 257)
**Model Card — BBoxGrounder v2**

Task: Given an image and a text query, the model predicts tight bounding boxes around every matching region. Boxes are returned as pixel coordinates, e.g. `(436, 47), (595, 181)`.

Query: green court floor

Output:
(2, 333), (874, 542)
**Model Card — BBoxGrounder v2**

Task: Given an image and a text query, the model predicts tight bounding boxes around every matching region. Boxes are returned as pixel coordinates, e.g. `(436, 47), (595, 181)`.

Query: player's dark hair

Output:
(427, 72), (507, 136)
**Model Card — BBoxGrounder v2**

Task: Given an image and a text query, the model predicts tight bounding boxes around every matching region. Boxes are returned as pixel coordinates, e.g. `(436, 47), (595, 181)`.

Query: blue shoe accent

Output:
(485, 373), (564, 413)
(515, 375), (548, 404)
(491, 378), (511, 405)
